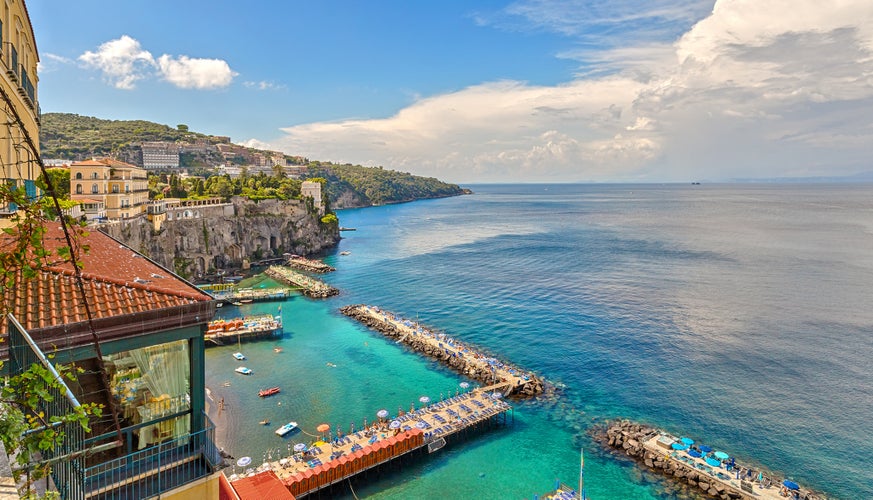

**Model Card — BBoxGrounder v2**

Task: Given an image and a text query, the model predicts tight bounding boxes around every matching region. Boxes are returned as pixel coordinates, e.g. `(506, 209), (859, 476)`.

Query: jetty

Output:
(265, 266), (339, 298)
(596, 420), (821, 500)
(205, 314), (283, 346)
(341, 305), (545, 397)
(199, 284), (293, 303)
(287, 256), (335, 274)
(226, 388), (512, 498)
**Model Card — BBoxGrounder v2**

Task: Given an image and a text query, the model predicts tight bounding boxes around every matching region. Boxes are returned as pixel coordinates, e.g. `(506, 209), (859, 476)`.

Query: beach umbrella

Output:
(459, 382), (470, 389)
(698, 445), (712, 453)
(377, 409), (389, 419)
(714, 451), (729, 461)
(293, 443), (307, 452)
(671, 442), (688, 450)
(236, 456), (252, 467)
(415, 421), (428, 429)
(705, 457), (721, 467)
(687, 450), (702, 458)
(490, 391), (503, 399)
(317, 423), (330, 432)
(389, 420), (401, 429)
(680, 437), (694, 446)
(419, 396), (430, 404)
(783, 480), (800, 491)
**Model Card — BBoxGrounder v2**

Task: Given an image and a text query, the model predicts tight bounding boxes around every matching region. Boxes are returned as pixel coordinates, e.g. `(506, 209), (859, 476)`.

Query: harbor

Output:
(199, 283), (295, 303)
(341, 305), (546, 397)
(226, 387), (513, 498)
(596, 420), (820, 500)
(265, 265), (340, 298)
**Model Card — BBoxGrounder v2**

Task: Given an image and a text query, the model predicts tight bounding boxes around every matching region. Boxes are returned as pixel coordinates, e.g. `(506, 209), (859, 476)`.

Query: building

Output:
(0, 0), (40, 226)
(70, 158), (149, 220)
(1, 224), (223, 499)
(301, 180), (324, 214)
(74, 197), (107, 221)
(141, 141), (180, 170)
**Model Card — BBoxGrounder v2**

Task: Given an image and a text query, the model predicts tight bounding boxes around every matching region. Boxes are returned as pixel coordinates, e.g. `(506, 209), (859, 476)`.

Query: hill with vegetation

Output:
(38, 112), (469, 207)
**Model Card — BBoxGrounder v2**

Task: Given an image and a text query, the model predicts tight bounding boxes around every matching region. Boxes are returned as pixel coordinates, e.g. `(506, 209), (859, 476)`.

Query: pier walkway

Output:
(228, 389), (512, 497)
(287, 256), (335, 273)
(265, 266), (339, 298)
(341, 305), (545, 397)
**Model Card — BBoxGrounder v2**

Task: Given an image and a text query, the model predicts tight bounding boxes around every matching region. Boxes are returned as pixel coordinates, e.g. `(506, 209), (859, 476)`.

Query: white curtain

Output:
(130, 340), (191, 444)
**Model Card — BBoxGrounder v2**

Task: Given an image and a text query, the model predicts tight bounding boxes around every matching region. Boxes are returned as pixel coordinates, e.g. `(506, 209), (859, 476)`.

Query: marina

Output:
(265, 265), (340, 298)
(227, 388), (513, 498)
(341, 305), (546, 397)
(205, 314), (283, 346)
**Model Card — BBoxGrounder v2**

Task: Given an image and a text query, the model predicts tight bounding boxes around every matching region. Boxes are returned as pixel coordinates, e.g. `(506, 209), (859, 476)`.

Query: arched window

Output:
(112, 185), (119, 193)
(76, 184), (83, 194)
(75, 172), (83, 180)
(92, 184), (99, 194)
(92, 172), (98, 179)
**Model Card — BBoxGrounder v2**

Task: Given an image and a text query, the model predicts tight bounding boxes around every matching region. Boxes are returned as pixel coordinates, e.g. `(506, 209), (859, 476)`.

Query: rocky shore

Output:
(592, 420), (823, 500)
(287, 256), (335, 274)
(340, 304), (548, 398)
(264, 265), (339, 298)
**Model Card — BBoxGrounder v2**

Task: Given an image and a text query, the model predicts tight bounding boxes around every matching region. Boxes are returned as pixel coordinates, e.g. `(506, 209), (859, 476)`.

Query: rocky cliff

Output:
(101, 197), (339, 279)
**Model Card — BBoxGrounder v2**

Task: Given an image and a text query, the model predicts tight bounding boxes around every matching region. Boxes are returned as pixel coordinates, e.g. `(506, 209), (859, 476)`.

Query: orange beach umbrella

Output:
(316, 423), (330, 432)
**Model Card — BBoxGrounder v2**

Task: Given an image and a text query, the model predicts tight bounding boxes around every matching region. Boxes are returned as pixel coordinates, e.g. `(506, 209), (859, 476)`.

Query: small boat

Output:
(339, 227), (356, 231)
(232, 352), (246, 361)
(239, 299), (253, 304)
(259, 386), (281, 398)
(275, 421), (299, 436)
(235, 366), (253, 375)
(222, 381), (231, 387)
(232, 302), (242, 306)
(340, 251), (351, 256)
(273, 347), (284, 353)
(259, 419), (270, 425)
(326, 362), (337, 368)
(216, 302), (223, 308)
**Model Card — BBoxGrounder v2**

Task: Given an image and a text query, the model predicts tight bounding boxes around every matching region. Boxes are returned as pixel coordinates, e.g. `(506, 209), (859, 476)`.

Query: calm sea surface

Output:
(206, 184), (873, 499)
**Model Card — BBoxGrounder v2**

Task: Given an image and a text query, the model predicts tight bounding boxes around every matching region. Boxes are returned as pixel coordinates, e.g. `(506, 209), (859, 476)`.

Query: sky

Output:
(28, 0), (873, 183)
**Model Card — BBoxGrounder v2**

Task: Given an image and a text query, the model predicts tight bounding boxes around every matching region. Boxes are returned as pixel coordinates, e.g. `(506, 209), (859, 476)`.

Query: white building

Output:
(141, 141), (180, 170)
(301, 180), (324, 214)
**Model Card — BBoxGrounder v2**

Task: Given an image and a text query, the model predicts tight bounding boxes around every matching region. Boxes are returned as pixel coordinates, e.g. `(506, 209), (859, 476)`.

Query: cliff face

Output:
(101, 197), (339, 279)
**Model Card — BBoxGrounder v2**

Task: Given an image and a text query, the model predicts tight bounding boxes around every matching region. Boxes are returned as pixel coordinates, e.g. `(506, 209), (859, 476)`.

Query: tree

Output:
(177, 124), (189, 132)
(37, 168), (70, 200)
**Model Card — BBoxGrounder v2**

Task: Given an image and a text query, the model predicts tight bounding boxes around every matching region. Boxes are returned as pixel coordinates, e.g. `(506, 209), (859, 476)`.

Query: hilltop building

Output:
(301, 180), (324, 214)
(141, 141), (181, 170)
(70, 158), (149, 220)
(0, 1), (40, 226)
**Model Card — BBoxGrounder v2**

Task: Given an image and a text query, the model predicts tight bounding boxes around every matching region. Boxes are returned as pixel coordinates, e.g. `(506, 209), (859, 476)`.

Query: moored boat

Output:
(275, 421), (298, 436)
(232, 352), (246, 360)
(205, 314), (284, 346)
(235, 366), (253, 375)
(259, 386), (281, 397)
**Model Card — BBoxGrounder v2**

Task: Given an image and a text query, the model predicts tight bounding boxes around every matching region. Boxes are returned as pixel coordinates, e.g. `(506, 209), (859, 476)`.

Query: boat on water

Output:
(235, 366), (253, 375)
(205, 314), (283, 346)
(275, 421), (299, 436)
(340, 251), (351, 256)
(259, 419), (270, 425)
(259, 386), (281, 397)
(233, 352), (246, 361)
(339, 227), (356, 231)
(239, 299), (253, 304)
(273, 347), (283, 353)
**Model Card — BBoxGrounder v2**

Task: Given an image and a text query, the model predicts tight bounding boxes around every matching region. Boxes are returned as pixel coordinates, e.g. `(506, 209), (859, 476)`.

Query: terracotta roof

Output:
(2, 224), (212, 332)
(70, 159), (110, 167)
(231, 471), (295, 500)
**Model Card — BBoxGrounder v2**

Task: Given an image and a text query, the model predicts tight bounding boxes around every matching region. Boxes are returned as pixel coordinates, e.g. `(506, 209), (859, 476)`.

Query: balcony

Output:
(3, 42), (17, 83)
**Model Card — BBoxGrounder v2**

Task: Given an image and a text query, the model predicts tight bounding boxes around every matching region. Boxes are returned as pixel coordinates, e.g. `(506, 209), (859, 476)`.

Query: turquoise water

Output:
(206, 184), (873, 499)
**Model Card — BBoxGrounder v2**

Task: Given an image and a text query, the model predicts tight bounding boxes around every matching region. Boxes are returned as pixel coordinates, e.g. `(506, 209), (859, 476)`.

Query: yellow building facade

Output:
(70, 158), (149, 220)
(0, 0), (40, 226)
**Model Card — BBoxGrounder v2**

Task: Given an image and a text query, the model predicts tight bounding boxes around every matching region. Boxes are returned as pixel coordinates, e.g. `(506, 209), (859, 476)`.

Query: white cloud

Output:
(240, 138), (273, 150)
(78, 35), (155, 89)
(78, 35), (236, 90)
(274, 0), (873, 182)
(243, 80), (287, 91)
(156, 55), (236, 89)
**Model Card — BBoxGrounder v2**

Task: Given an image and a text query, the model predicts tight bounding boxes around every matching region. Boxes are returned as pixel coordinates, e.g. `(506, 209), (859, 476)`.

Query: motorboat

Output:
(259, 386), (281, 397)
(340, 251), (351, 256)
(235, 366), (253, 375)
(233, 352), (246, 361)
(259, 419), (270, 425)
(275, 421), (299, 436)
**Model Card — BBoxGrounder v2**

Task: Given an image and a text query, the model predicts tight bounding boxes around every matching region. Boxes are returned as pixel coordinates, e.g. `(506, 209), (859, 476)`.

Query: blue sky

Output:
(29, 1), (873, 182)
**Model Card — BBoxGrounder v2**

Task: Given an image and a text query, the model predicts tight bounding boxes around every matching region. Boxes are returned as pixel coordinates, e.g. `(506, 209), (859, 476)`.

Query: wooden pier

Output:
(264, 266), (339, 298)
(341, 305), (546, 397)
(227, 388), (513, 498)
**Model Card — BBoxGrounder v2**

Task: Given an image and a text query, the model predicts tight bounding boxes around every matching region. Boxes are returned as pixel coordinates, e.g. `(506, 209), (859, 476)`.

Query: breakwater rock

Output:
(592, 420), (823, 500)
(340, 305), (547, 398)
(265, 266), (339, 298)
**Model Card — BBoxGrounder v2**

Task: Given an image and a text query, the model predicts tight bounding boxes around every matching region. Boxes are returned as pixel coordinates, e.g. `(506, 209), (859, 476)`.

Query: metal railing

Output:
(7, 314), (87, 500)
(84, 414), (218, 499)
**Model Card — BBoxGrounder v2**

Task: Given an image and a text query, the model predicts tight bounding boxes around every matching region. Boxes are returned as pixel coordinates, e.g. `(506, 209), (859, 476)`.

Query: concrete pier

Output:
(264, 266), (339, 298)
(341, 305), (546, 397)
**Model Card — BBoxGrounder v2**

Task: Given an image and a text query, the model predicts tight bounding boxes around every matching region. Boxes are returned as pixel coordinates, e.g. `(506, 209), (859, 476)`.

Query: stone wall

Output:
(102, 198), (339, 278)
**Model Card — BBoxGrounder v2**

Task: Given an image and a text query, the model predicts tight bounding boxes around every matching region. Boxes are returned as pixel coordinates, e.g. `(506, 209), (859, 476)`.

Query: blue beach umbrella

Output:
(687, 449), (702, 458)
(671, 442), (688, 450)
(705, 457), (721, 467)
(714, 451), (729, 460)
(680, 437), (694, 446)
(698, 445), (713, 453)
(783, 480), (800, 491)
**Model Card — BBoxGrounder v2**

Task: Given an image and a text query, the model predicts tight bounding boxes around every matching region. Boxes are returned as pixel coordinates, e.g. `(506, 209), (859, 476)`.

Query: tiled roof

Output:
(231, 471), (296, 500)
(2, 224), (212, 332)
(70, 159), (109, 167)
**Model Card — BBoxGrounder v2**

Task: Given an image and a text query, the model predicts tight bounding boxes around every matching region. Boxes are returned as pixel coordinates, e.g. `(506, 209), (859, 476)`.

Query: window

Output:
(75, 172), (83, 180)
(76, 184), (83, 194)
(92, 184), (98, 194)
(112, 185), (119, 193)
(92, 172), (98, 179)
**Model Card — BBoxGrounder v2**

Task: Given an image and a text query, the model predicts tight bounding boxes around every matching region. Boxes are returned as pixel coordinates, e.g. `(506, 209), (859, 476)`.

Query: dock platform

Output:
(341, 305), (546, 397)
(227, 389), (512, 497)
(287, 256), (335, 273)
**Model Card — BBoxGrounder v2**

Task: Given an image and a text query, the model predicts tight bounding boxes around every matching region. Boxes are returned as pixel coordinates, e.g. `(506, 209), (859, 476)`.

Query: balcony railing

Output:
(3, 42), (17, 82)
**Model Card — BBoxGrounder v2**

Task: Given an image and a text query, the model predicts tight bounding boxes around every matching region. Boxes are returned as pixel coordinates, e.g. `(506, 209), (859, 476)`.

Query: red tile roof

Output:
(2, 223), (212, 332)
(231, 471), (296, 500)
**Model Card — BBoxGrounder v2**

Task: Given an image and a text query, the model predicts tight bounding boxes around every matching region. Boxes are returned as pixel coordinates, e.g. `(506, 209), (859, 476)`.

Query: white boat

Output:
(235, 366), (253, 375)
(275, 421), (298, 436)
(233, 352), (246, 361)
(340, 251), (351, 256)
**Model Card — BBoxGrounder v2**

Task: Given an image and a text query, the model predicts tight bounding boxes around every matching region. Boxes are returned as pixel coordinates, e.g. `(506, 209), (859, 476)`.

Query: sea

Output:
(205, 183), (873, 499)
